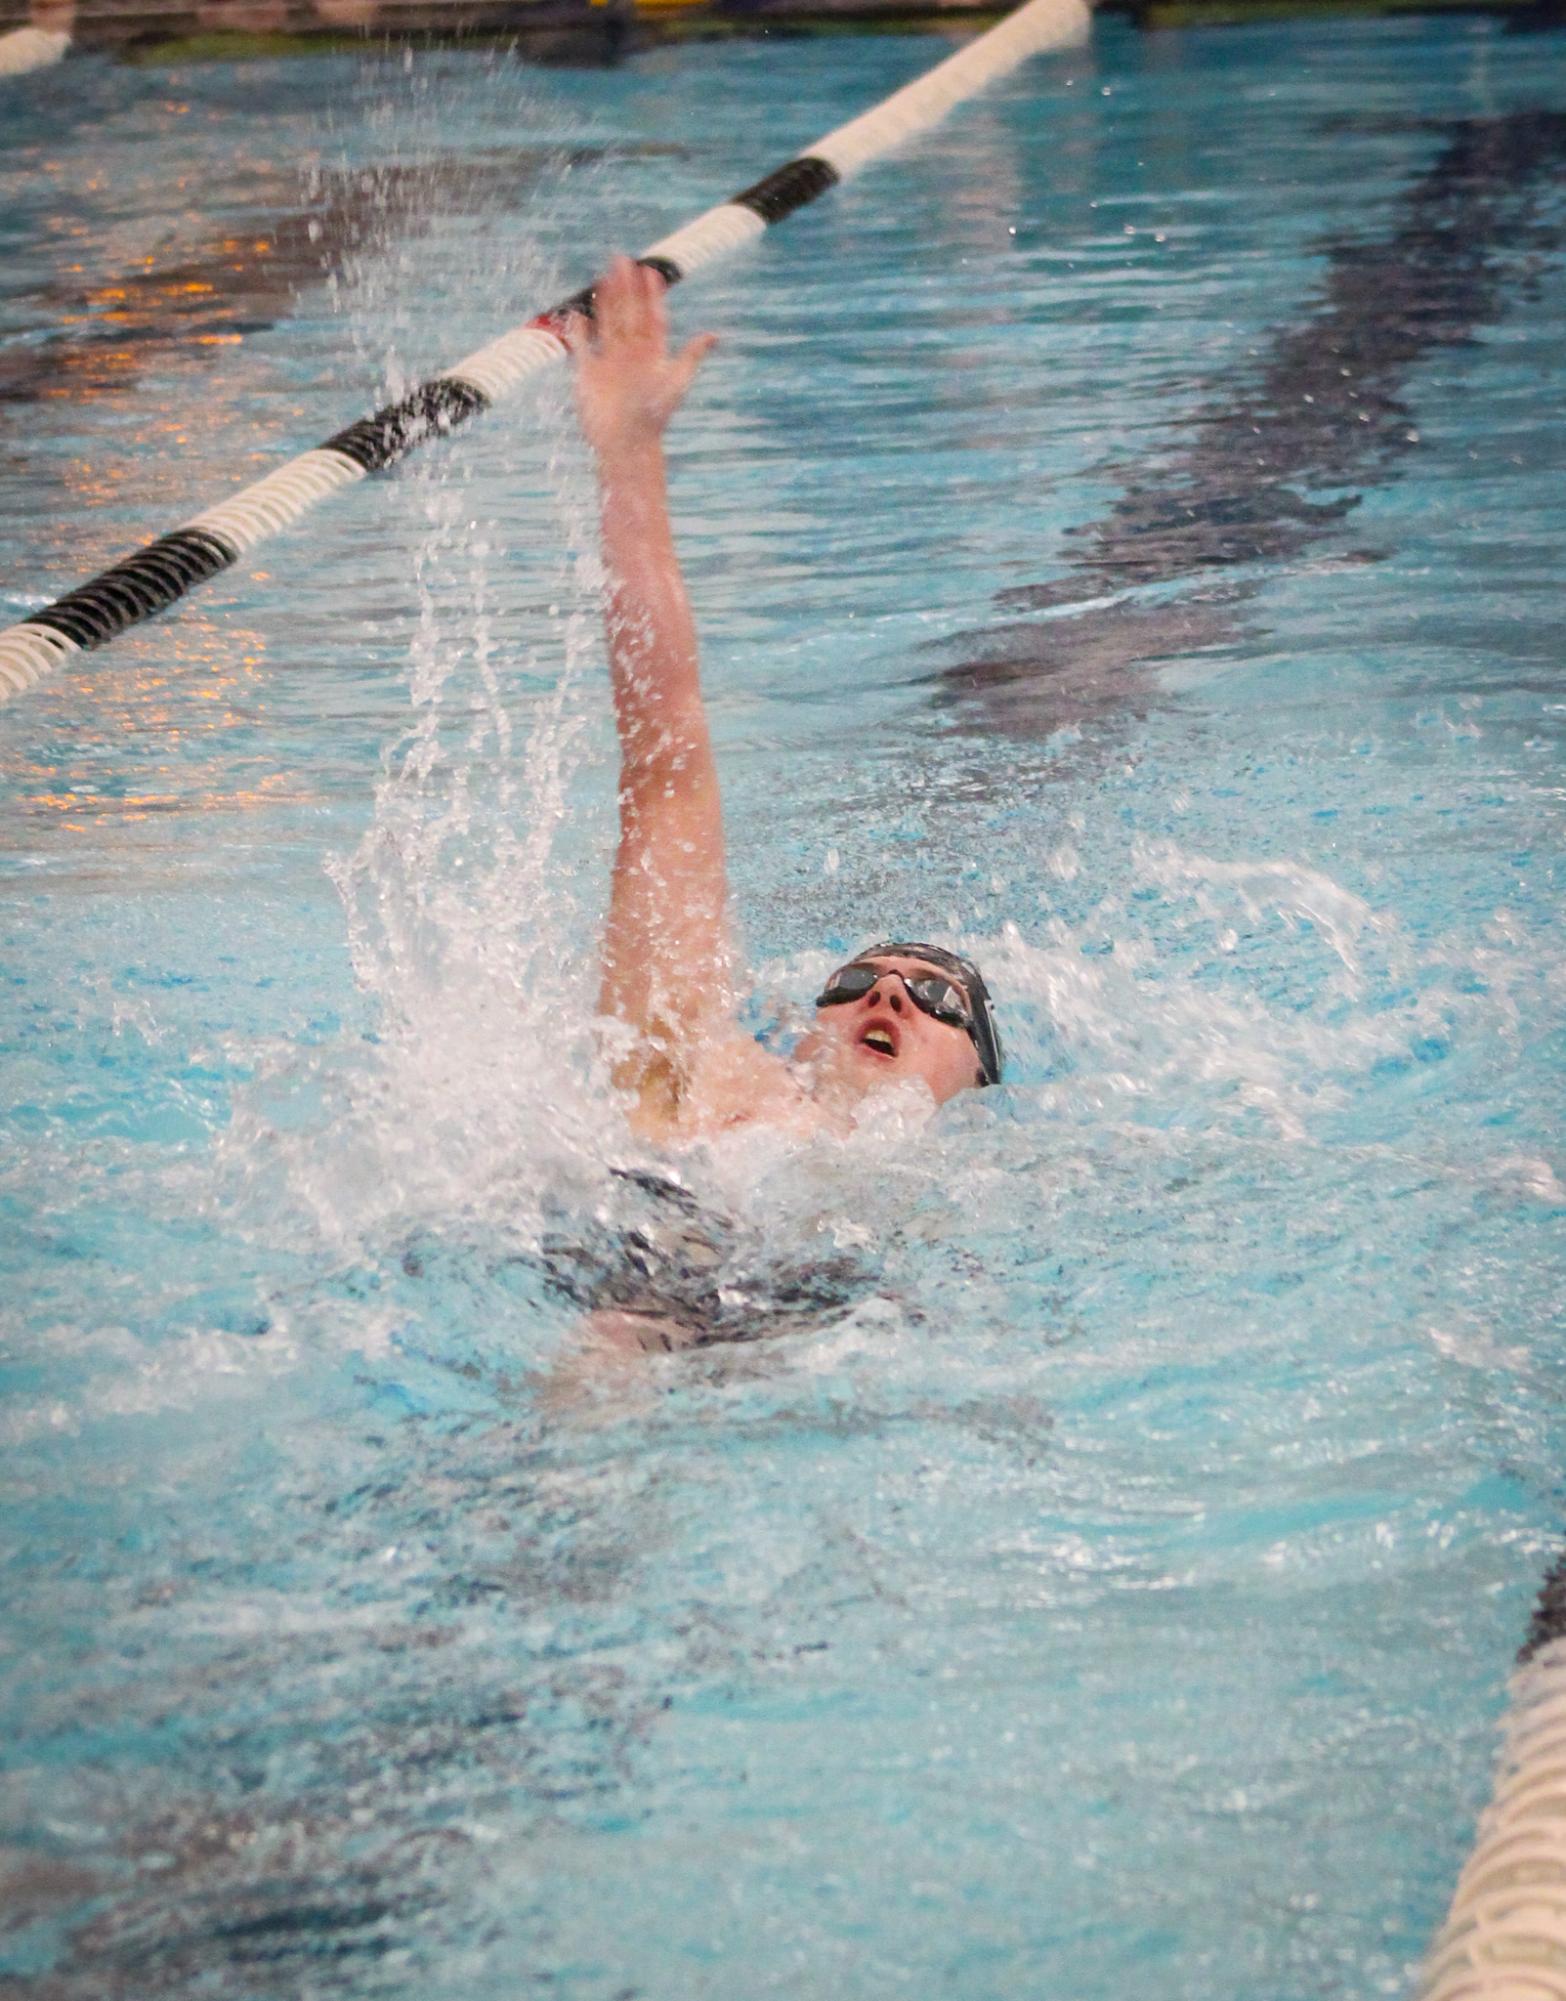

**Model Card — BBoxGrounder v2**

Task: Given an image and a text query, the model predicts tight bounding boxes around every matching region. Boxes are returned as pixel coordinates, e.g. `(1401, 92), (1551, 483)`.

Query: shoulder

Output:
(630, 1029), (815, 1142)
(688, 1032), (808, 1128)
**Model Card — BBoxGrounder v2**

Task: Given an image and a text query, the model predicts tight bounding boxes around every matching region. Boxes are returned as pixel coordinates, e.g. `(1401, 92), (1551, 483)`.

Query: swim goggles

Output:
(815, 940), (1004, 1087)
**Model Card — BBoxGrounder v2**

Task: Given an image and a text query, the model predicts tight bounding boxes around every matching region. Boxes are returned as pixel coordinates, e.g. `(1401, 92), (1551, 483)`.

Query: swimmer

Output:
(564, 256), (1003, 1147)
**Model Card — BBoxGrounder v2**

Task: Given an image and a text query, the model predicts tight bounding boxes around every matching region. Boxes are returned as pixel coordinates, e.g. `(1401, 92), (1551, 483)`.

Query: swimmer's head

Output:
(798, 941), (1003, 1106)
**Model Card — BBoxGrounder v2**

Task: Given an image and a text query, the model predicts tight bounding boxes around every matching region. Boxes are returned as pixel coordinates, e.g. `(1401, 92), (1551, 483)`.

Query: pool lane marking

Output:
(0, 0), (1090, 705)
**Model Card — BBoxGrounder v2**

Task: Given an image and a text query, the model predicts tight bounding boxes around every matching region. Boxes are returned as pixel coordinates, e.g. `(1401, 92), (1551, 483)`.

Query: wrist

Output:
(593, 428), (666, 472)
(594, 434), (669, 515)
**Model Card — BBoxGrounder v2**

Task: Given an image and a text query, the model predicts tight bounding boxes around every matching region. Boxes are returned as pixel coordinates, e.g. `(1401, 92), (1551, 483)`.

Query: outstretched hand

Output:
(562, 254), (718, 457)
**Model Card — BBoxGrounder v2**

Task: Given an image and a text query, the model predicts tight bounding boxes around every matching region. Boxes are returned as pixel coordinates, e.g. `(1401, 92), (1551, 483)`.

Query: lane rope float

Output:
(0, 23), (70, 75)
(0, 0), (1090, 704)
(1419, 1554), (1566, 2000)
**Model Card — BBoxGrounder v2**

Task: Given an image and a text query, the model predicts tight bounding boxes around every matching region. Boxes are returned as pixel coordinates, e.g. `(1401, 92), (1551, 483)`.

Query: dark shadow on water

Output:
(930, 109), (1566, 741)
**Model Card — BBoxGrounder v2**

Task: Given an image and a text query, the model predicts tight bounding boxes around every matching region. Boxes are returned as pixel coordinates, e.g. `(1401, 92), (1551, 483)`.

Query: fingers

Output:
(559, 310), (591, 360)
(640, 259), (668, 343)
(568, 255), (712, 434)
(597, 253), (641, 347)
(673, 330), (719, 394)
(594, 254), (671, 350)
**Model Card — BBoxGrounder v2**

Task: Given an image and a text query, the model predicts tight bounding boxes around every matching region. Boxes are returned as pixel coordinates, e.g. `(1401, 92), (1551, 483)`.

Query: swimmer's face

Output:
(798, 954), (985, 1107)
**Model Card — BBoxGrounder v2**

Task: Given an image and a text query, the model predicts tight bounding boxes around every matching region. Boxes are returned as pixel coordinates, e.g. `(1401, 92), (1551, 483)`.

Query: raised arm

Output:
(565, 258), (728, 1125)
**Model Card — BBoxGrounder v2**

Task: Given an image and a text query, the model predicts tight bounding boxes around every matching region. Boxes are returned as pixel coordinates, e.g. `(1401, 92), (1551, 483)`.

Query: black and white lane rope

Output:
(1418, 1553), (1566, 2000)
(0, 0), (1090, 704)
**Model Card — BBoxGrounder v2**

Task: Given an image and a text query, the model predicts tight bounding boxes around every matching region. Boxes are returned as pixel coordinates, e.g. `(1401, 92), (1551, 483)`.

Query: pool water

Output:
(3, 16), (1564, 1997)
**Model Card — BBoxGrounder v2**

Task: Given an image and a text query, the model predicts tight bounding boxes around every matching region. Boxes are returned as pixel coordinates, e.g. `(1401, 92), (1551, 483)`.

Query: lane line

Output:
(0, 0), (1090, 704)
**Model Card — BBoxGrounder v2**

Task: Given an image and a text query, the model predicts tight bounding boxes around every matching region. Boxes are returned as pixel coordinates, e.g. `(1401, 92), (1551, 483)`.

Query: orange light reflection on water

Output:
(9, 609), (318, 834)
(23, 769), (303, 825)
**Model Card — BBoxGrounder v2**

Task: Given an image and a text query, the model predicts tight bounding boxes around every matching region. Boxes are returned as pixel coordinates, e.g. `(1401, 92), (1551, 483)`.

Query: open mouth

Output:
(858, 1020), (900, 1059)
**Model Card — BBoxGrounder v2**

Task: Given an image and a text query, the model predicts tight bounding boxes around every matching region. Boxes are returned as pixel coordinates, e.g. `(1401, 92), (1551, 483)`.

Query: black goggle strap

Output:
(968, 1002), (1002, 1087)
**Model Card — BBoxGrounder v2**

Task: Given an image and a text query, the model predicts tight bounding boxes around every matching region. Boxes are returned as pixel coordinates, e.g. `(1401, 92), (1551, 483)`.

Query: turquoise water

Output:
(3, 16), (1565, 1996)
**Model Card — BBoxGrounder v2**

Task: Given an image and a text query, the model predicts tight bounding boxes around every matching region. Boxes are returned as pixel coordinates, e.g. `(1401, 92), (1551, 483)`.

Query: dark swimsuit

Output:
(540, 1167), (869, 1351)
